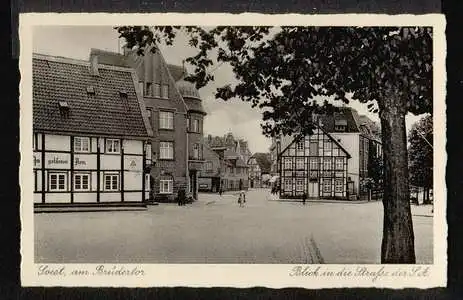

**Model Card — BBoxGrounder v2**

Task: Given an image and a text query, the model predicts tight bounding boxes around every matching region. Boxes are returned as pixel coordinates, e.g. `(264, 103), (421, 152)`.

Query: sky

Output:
(32, 26), (425, 153)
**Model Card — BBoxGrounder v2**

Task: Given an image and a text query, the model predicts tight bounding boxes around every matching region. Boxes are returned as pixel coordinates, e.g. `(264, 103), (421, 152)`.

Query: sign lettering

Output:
(75, 158), (86, 165)
(48, 156), (68, 165)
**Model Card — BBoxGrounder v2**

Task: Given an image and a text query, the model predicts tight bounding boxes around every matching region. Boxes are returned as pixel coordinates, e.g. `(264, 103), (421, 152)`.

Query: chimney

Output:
(89, 54), (99, 76)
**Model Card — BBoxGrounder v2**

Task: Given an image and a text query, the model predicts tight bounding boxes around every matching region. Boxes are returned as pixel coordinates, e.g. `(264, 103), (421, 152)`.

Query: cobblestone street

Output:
(35, 189), (433, 264)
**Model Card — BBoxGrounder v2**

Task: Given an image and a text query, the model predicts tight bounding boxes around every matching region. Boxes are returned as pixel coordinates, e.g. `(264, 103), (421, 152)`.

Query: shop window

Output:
(74, 137), (90, 153)
(284, 178), (293, 191)
(335, 179), (344, 193)
(159, 111), (174, 129)
(106, 139), (120, 154)
(49, 173), (67, 191)
(104, 173), (119, 191)
(160, 142), (174, 159)
(74, 173), (90, 191)
(296, 179), (304, 191)
(323, 179), (332, 193)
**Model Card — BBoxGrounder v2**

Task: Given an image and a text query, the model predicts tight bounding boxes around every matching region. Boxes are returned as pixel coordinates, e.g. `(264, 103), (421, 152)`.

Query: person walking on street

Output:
(238, 192), (243, 207)
(302, 192), (307, 205)
(219, 186), (223, 197)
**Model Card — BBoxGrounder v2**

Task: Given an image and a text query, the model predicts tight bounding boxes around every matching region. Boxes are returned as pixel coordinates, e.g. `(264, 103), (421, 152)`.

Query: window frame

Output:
(103, 173), (120, 191)
(153, 83), (161, 97)
(159, 179), (173, 194)
(159, 111), (174, 130)
(335, 179), (344, 193)
(323, 179), (332, 193)
(192, 119), (200, 133)
(74, 172), (91, 191)
(335, 157), (344, 170)
(159, 141), (174, 160)
(49, 172), (67, 192)
(296, 141), (304, 150)
(284, 157), (293, 170)
(74, 136), (91, 153)
(296, 157), (305, 170)
(105, 139), (121, 154)
(145, 82), (153, 97)
(284, 178), (293, 191)
(296, 179), (305, 191)
(161, 84), (169, 99)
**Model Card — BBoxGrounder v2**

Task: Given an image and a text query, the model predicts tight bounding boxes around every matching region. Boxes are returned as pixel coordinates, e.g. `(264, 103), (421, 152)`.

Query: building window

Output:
(296, 141), (304, 150)
(335, 125), (346, 132)
(324, 140), (332, 155)
(205, 161), (213, 171)
(161, 84), (169, 99)
(144, 82), (153, 97)
(335, 157), (344, 170)
(154, 83), (161, 97)
(192, 119), (200, 133)
(309, 141), (318, 156)
(335, 179), (344, 193)
(186, 116), (191, 131)
(284, 158), (293, 170)
(74, 173), (90, 191)
(160, 142), (174, 159)
(49, 173), (67, 191)
(160, 179), (173, 194)
(296, 179), (304, 191)
(309, 157), (318, 170)
(104, 173), (119, 191)
(159, 111), (174, 129)
(323, 179), (332, 193)
(74, 137), (90, 153)
(193, 143), (202, 159)
(323, 158), (332, 170)
(284, 178), (293, 191)
(296, 158), (305, 170)
(106, 139), (120, 154)
(146, 108), (153, 127)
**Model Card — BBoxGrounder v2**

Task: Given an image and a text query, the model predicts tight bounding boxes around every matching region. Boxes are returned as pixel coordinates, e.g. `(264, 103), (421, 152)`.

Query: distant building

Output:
(90, 45), (207, 202)
(32, 53), (153, 209)
(270, 107), (382, 200)
(247, 156), (262, 188)
(201, 133), (250, 191)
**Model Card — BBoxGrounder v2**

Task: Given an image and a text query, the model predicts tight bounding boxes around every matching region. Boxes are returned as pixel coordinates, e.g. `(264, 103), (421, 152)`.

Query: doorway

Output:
(308, 179), (319, 198)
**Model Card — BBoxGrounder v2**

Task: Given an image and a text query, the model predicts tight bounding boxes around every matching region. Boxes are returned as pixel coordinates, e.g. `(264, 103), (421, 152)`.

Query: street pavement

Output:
(34, 188), (433, 264)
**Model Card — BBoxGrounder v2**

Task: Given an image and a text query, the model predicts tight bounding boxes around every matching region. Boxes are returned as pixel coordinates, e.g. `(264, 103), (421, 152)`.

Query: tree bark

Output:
(379, 99), (416, 264)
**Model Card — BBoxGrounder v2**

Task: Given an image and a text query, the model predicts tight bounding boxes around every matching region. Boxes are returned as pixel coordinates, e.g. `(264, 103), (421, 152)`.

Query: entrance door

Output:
(307, 180), (319, 198)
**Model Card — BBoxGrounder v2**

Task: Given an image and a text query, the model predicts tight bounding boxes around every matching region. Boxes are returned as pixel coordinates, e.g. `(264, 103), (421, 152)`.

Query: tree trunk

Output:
(379, 101), (416, 264)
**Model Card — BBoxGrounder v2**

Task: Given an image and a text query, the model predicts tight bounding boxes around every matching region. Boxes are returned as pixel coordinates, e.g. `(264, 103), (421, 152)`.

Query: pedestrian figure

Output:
(302, 192), (307, 205)
(242, 191), (246, 206)
(178, 189), (186, 206)
(219, 186), (223, 196)
(238, 192), (244, 207)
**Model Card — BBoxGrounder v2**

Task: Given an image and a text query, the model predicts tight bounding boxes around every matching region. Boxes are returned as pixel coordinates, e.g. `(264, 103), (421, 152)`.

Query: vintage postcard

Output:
(19, 13), (446, 288)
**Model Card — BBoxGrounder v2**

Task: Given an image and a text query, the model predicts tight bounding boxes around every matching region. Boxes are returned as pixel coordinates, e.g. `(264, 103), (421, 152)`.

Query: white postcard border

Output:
(19, 13), (447, 288)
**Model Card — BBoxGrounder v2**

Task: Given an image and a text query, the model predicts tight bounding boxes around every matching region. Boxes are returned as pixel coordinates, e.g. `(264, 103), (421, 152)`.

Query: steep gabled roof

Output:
(278, 124), (351, 159)
(33, 53), (152, 138)
(318, 106), (362, 133)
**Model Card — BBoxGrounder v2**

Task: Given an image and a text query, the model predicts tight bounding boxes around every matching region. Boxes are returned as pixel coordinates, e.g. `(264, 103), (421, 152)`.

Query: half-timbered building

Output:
(33, 53), (153, 210)
(277, 126), (351, 199)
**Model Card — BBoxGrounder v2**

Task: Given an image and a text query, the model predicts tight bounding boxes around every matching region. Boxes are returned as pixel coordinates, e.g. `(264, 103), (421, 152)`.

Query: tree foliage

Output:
(116, 26), (433, 264)
(252, 152), (272, 174)
(408, 115), (433, 191)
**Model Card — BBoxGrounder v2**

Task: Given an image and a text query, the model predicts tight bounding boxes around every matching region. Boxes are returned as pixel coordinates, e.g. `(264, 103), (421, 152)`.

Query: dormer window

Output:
(119, 89), (128, 98)
(59, 101), (70, 118)
(86, 86), (95, 95)
(334, 119), (347, 132)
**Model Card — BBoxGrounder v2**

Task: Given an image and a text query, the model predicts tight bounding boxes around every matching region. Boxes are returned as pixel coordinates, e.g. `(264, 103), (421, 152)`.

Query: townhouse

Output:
(247, 156), (262, 188)
(270, 107), (382, 200)
(32, 53), (153, 209)
(90, 45), (207, 202)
